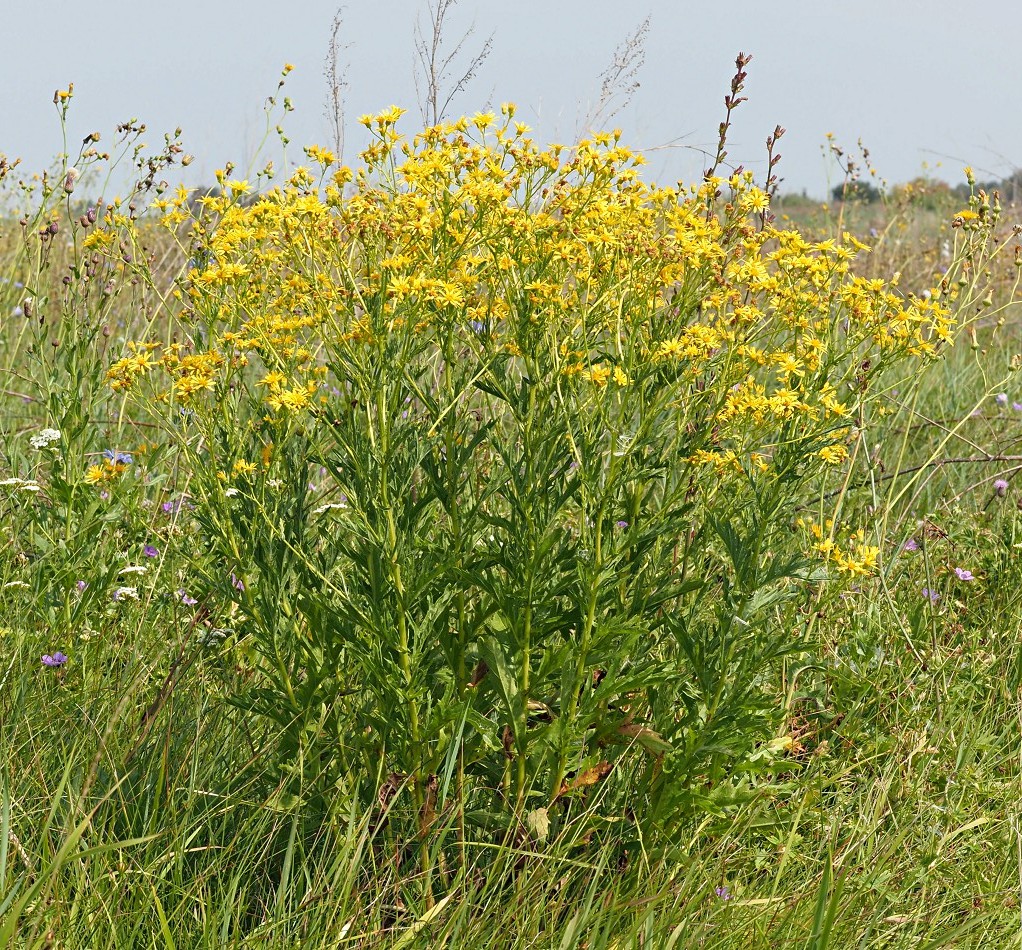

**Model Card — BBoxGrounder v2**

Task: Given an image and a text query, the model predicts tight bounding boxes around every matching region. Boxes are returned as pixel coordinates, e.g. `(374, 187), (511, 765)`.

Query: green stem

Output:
(374, 379), (430, 905)
(515, 379), (538, 814)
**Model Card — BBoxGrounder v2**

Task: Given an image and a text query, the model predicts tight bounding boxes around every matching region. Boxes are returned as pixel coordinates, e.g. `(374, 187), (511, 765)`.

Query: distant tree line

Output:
(831, 168), (1022, 206)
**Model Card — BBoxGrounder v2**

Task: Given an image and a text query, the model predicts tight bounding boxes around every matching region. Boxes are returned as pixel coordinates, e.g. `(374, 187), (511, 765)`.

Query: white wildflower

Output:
(29, 428), (61, 449)
(314, 502), (348, 514)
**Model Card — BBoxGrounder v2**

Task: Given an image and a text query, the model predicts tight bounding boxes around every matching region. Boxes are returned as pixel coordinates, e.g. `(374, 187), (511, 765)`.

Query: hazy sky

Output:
(2, 0), (1018, 197)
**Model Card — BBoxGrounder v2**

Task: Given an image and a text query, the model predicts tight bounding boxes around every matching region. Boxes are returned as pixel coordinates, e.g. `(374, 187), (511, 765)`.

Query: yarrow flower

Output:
(29, 428), (61, 449)
(113, 586), (139, 601)
(42, 651), (68, 667)
(953, 567), (974, 581)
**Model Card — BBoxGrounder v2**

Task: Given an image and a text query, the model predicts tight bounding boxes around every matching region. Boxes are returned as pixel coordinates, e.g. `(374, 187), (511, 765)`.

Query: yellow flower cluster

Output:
(798, 519), (880, 576)
(108, 342), (226, 400)
(105, 107), (965, 573)
(84, 459), (129, 485)
(131, 111), (948, 404)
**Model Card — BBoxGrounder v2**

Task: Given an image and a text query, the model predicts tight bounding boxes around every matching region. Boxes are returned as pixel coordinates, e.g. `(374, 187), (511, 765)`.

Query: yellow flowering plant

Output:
(106, 104), (987, 852)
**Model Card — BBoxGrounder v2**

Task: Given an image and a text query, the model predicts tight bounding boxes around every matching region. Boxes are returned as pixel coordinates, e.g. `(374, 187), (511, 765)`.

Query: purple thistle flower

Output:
(953, 567), (974, 581)
(994, 479), (1009, 497)
(41, 651), (68, 667)
(143, 544), (159, 558)
(922, 587), (940, 604)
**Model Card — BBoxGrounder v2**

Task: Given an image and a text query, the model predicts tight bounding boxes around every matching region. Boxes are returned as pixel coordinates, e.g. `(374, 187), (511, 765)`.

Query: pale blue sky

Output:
(2, 0), (1017, 196)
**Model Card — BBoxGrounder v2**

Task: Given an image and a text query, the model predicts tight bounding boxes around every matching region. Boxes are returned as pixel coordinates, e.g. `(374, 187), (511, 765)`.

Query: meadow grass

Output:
(2, 86), (1022, 949)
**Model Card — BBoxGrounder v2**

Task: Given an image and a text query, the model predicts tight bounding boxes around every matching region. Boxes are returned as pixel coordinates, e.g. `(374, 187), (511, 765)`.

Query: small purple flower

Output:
(75, 579), (87, 592)
(176, 589), (198, 607)
(99, 491), (109, 501)
(143, 544), (159, 558)
(903, 538), (919, 551)
(953, 567), (974, 581)
(103, 449), (133, 465)
(162, 500), (177, 513)
(615, 520), (629, 529)
(715, 885), (732, 901)
(41, 651), (68, 667)
(231, 572), (245, 592)
(994, 479), (1009, 497)
(469, 319), (487, 335)
(1013, 402), (1022, 412)
(922, 588), (940, 604)
(996, 393), (1009, 407)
